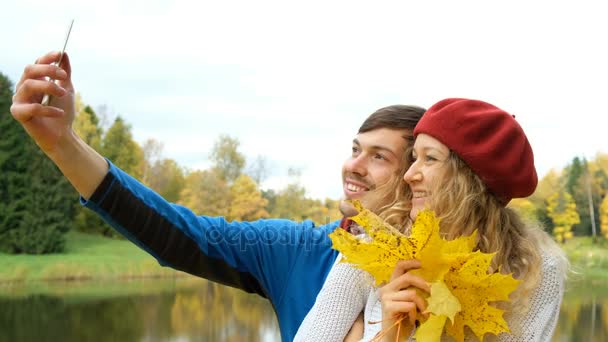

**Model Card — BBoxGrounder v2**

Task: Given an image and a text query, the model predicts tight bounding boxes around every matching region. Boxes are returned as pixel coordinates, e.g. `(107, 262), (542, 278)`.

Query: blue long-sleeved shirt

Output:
(82, 161), (340, 341)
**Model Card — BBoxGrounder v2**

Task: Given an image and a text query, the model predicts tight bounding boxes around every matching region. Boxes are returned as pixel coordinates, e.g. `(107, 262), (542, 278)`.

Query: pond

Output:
(0, 277), (605, 341)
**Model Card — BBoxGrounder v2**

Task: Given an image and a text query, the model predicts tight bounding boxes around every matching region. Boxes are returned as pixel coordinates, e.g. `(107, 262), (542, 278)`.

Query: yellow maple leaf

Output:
(426, 281), (461, 323)
(443, 252), (520, 342)
(329, 200), (521, 342)
(415, 314), (447, 341)
(330, 201), (412, 285)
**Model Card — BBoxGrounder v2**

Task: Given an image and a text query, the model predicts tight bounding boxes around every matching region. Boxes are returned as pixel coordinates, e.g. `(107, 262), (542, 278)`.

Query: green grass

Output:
(562, 236), (608, 281)
(2, 232), (607, 285)
(0, 231), (182, 283)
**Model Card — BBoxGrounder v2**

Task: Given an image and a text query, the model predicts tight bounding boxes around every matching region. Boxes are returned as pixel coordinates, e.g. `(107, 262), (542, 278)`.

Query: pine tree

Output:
(566, 158), (602, 236)
(0, 72), (73, 253)
(0, 73), (30, 252)
(9, 148), (74, 253)
(565, 157), (584, 195)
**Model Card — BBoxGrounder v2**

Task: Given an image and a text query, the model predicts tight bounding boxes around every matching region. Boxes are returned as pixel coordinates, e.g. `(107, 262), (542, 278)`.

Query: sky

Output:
(2, 0), (607, 199)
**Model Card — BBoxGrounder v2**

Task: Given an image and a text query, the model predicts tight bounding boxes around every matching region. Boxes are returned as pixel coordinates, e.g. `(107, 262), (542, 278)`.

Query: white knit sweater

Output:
(295, 253), (565, 342)
(294, 254), (373, 342)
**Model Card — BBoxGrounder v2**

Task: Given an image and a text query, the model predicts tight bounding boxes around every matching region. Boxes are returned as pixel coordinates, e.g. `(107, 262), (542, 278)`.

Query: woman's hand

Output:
(378, 260), (430, 341)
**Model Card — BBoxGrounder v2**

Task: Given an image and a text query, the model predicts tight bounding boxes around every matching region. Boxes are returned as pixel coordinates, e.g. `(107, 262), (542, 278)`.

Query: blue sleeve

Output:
(81, 161), (339, 307)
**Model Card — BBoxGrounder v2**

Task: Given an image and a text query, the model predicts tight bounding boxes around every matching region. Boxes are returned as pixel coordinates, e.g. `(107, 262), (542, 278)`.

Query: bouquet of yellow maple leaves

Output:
(329, 200), (520, 342)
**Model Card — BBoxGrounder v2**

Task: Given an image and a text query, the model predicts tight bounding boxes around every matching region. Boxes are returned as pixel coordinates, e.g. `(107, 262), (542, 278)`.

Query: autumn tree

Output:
(246, 155), (270, 185)
(228, 174), (268, 221)
(271, 183), (308, 221)
(141, 138), (164, 186)
(547, 191), (580, 243)
(589, 155), (608, 239)
(136, 138), (185, 202)
(72, 94), (107, 234)
(564, 157), (603, 236)
(508, 198), (537, 222)
(600, 194), (608, 240)
(529, 169), (561, 231)
(262, 189), (277, 215)
(324, 198), (342, 222)
(209, 135), (245, 184)
(270, 185), (340, 225)
(148, 159), (185, 203)
(179, 169), (231, 216)
(73, 93), (103, 150)
(74, 114), (145, 237)
(303, 198), (342, 225)
(102, 116), (144, 180)
(264, 167), (341, 225)
(589, 153), (608, 191)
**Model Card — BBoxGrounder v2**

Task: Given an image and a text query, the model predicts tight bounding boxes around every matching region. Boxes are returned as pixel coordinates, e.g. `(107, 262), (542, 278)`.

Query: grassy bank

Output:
(561, 236), (608, 282)
(0, 231), (182, 283)
(2, 232), (607, 284)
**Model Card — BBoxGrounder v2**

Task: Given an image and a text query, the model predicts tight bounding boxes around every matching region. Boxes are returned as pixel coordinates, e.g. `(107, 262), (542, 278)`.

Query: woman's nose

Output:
(403, 164), (422, 183)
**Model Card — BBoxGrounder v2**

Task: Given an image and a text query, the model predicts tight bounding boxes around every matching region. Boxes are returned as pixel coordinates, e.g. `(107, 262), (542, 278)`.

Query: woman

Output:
(295, 98), (567, 341)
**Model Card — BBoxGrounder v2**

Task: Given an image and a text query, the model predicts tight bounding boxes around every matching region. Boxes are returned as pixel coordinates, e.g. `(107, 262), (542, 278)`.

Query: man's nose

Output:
(346, 155), (368, 176)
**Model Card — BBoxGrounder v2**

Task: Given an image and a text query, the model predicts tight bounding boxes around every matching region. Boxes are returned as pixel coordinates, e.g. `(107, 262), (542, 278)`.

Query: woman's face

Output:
(403, 133), (450, 221)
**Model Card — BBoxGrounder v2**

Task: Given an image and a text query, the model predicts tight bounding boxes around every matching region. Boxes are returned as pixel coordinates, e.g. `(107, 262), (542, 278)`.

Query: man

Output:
(10, 51), (425, 341)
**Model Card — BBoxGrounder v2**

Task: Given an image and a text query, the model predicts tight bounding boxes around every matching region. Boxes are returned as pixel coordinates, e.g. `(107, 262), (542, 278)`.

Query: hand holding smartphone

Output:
(41, 19), (74, 106)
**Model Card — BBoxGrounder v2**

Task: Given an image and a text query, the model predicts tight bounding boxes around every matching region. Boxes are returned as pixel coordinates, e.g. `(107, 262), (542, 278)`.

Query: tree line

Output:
(510, 152), (608, 243)
(2, 71), (608, 254)
(0, 72), (341, 254)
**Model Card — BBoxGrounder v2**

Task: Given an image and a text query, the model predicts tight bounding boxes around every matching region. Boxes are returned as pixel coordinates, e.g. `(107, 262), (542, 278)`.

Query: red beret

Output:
(414, 98), (537, 204)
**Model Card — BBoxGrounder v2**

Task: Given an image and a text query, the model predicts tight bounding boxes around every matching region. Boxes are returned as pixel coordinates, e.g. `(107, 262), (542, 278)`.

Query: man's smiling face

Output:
(341, 127), (411, 200)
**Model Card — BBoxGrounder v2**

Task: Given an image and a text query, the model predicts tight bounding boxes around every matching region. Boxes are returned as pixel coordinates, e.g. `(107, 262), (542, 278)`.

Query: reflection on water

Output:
(0, 278), (279, 342)
(0, 277), (606, 341)
(553, 279), (608, 342)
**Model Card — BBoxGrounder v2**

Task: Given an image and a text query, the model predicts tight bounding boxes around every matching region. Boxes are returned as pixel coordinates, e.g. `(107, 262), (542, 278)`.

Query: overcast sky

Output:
(3, 0), (606, 199)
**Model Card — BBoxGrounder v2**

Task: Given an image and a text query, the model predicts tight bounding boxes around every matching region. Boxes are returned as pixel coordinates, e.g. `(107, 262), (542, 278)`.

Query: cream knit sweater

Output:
(295, 253), (565, 342)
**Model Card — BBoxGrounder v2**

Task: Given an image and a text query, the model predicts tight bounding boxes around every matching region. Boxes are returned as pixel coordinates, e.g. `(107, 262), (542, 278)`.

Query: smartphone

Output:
(41, 19), (74, 106)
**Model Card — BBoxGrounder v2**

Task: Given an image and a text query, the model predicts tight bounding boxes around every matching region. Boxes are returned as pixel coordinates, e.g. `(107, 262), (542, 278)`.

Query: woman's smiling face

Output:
(403, 133), (450, 221)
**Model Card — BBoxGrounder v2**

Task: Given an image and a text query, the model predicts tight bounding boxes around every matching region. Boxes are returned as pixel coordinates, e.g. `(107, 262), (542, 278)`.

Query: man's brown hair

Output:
(358, 104), (426, 134)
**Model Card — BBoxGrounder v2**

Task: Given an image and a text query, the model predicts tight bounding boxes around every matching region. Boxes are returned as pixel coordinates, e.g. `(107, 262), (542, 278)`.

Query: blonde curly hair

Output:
(364, 150), (567, 316)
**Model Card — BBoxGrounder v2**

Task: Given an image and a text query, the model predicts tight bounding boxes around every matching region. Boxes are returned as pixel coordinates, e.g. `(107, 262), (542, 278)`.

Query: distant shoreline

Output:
(1, 232), (606, 284)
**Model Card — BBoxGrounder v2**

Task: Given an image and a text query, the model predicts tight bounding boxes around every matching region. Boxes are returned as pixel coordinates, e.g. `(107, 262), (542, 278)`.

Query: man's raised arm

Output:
(10, 51), (108, 199)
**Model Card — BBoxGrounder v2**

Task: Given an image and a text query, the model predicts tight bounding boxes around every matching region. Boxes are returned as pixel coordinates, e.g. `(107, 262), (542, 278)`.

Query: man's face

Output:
(342, 127), (411, 200)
